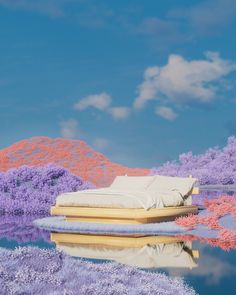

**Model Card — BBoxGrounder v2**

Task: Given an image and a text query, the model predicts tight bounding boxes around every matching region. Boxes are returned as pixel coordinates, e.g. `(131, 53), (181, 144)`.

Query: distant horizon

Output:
(0, 134), (235, 169)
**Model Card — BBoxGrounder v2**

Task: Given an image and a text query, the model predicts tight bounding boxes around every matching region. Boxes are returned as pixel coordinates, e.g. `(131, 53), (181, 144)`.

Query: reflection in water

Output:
(51, 233), (199, 269)
(0, 215), (50, 243)
(193, 190), (236, 206)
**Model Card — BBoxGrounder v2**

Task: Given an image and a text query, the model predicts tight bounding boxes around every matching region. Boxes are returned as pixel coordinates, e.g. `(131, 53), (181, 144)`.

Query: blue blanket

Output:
(34, 214), (220, 239)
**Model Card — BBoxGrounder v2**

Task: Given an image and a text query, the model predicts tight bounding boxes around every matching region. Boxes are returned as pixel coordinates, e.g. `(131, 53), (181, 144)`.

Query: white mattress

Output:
(57, 242), (197, 269)
(56, 175), (197, 210)
(56, 188), (184, 210)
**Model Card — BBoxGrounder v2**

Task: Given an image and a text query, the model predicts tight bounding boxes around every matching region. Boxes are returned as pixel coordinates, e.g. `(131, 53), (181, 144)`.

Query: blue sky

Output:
(0, 0), (236, 167)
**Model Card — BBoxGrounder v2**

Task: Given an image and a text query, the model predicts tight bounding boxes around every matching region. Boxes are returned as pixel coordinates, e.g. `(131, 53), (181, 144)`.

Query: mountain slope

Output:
(0, 137), (149, 186)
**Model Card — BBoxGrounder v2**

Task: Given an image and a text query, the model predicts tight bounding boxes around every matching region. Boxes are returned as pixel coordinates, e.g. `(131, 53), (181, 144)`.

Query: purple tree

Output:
(0, 164), (94, 215)
(150, 136), (236, 185)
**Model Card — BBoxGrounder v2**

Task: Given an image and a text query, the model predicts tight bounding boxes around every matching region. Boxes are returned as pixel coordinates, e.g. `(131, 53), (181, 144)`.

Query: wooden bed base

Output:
(51, 187), (199, 224)
(51, 205), (198, 224)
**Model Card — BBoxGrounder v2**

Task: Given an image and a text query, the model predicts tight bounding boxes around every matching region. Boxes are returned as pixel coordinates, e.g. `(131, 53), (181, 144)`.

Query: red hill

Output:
(0, 137), (149, 186)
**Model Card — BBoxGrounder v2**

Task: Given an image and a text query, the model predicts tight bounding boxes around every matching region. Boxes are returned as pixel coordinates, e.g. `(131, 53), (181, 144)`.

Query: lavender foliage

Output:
(0, 164), (93, 215)
(0, 246), (197, 295)
(151, 136), (236, 185)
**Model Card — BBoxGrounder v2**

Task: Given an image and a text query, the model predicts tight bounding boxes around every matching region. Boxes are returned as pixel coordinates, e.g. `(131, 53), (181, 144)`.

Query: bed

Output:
(51, 175), (199, 224)
(51, 233), (199, 269)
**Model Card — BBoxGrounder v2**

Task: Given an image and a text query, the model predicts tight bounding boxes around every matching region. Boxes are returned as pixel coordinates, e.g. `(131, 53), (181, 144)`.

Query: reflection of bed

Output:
(51, 233), (199, 269)
(51, 175), (199, 224)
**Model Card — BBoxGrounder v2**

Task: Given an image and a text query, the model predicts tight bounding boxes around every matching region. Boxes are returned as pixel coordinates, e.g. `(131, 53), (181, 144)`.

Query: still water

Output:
(0, 191), (236, 295)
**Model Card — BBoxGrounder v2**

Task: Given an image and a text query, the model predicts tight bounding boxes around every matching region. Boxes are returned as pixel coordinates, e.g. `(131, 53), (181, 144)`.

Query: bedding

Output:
(56, 175), (197, 210)
(56, 242), (197, 268)
(109, 176), (155, 190)
(56, 188), (184, 210)
(147, 175), (197, 197)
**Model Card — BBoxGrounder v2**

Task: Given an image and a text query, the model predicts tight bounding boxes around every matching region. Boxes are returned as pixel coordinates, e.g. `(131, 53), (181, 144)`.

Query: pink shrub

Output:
(175, 214), (198, 229)
(198, 215), (220, 230)
(219, 228), (236, 241)
(204, 195), (236, 217)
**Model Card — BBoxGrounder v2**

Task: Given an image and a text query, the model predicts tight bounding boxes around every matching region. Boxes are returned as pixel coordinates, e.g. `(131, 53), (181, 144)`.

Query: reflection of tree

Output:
(0, 246), (197, 295)
(0, 215), (50, 243)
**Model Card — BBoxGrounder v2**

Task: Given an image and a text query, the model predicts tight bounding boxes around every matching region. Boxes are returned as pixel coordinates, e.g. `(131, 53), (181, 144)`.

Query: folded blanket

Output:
(56, 188), (184, 210)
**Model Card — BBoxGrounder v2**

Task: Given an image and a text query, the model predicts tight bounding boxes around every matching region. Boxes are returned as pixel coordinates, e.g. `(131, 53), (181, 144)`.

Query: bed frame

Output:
(51, 187), (199, 224)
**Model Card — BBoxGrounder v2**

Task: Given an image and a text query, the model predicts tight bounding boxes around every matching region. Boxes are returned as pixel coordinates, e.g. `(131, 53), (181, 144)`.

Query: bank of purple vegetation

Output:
(151, 136), (236, 185)
(1, 137), (236, 216)
(0, 246), (197, 295)
(0, 164), (93, 215)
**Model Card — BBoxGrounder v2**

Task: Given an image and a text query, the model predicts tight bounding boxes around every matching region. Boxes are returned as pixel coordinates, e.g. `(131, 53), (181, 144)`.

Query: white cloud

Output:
(74, 92), (112, 111)
(134, 52), (236, 109)
(93, 137), (110, 150)
(155, 106), (177, 121)
(134, 17), (186, 44)
(60, 118), (78, 139)
(108, 107), (130, 120)
(170, 0), (236, 35)
(74, 92), (131, 120)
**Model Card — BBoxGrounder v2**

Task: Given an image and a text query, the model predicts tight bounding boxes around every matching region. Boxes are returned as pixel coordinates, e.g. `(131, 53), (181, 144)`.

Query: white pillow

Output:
(146, 175), (197, 196)
(109, 175), (155, 190)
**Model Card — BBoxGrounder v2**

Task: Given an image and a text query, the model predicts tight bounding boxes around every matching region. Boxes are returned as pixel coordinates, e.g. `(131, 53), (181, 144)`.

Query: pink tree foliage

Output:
(176, 195), (236, 250)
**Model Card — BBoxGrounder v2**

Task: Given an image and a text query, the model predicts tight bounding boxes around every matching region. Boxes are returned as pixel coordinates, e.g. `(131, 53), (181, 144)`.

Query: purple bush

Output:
(151, 136), (236, 185)
(0, 246), (197, 295)
(0, 164), (93, 215)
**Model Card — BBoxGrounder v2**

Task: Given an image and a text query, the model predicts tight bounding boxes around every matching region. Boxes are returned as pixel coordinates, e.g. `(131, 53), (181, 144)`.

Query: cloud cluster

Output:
(72, 53), (236, 123)
(74, 92), (130, 120)
(134, 52), (236, 119)
(74, 92), (111, 111)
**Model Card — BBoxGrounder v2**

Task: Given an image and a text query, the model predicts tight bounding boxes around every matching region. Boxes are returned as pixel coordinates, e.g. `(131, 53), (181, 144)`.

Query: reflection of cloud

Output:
(167, 244), (236, 285)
